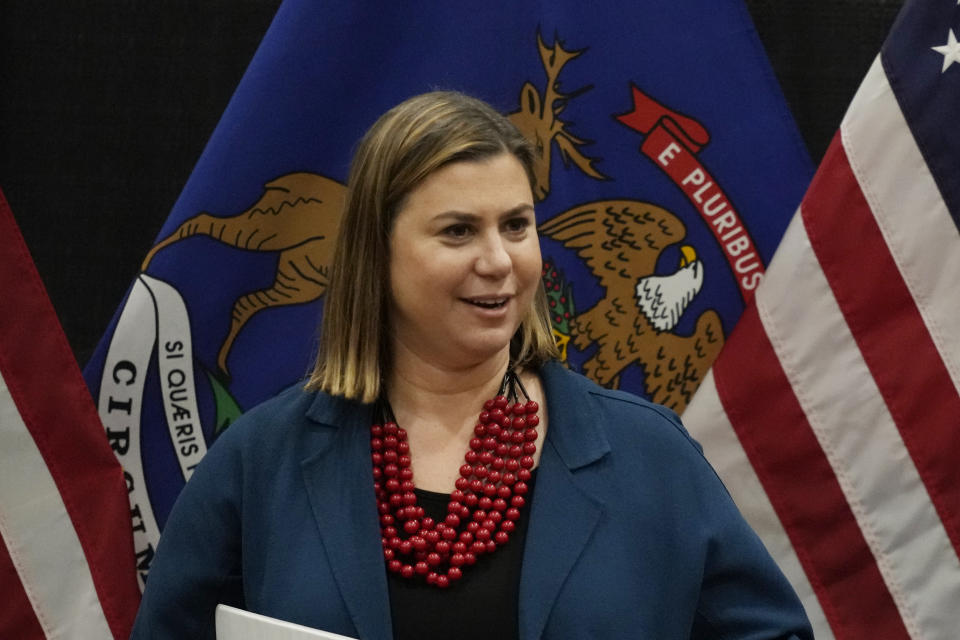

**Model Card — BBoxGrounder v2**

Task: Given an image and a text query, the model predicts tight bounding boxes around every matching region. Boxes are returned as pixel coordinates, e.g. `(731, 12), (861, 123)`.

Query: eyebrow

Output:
(433, 204), (535, 223)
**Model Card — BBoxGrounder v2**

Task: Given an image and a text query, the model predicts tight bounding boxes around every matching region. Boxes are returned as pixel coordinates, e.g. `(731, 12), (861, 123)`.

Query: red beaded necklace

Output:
(371, 370), (539, 588)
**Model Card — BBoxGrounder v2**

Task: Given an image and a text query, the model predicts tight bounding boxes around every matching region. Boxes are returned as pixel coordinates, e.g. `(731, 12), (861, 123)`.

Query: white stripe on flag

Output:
(841, 56), (960, 396)
(684, 371), (833, 639)
(0, 371), (113, 639)
(757, 210), (960, 636)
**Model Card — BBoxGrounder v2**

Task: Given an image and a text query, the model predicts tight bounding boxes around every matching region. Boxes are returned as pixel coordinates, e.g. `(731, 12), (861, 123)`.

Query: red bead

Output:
(403, 505), (418, 520)
(384, 463), (399, 477)
(445, 514), (460, 528)
(478, 496), (493, 510)
(475, 527), (491, 541)
(512, 403), (526, 416)
(483, 483), (498, 497)
(489, 408), (504, 424)
(501, 520), (515, 533)
(495, 531), (509, 545)
(472, 509), (487, 522)
(494, 396), (508, 409)
(372, 467), (382, 480)
(448, 567), (463, 581)
(427, 552), (442, 566)
(371, 437), (383, 451)
(493, 498), (507, 511)
(455, 477), (469, 490)
(436, 575), (450, 588)
(400, 468), (413, 481)
(453, 542), (467, 554)
(371, 425), (383, 437)
(450, 553), (466, 566)
(441, 527), (456, 541)
(483, 399), (495, 411)
(522, 442), (536, 455)
(464, 492), (479, 507)
(524, 428), (537, 442)
(467, 521), (480, 533)
(487, 471), (501, 484)
(384, 526), (397, 538)
(506, 459), (520, 471)
(398, 455), (411, 468)
(401, 564), (414, 578)
(384, 423), (398, 436)
(459, 531), (474, 544)
(384, 548), (395, 560)
(380, 514), (394, 525)
(471, 541), (486, 554)
(481, 519), (495, 530)
(511, 495), (525, 508)
(509, 445), (523, 458)
(459, 505), (470, 518)
(464, 553), (477, 565)
(422, 517), (435, 530)
(485, 540), (497, 553)
(415, 562), (429, 575)
(487, 424), (502, 438)
(398, 441), (410, 454)
(525, 401), (539, 414)
(506, 508), (521, 520)
(403, 491), (417, 506)
(384, 435), (398, 449)
(520, 456), (534, 469)
(479, 410), (491, 424)
(512, 416), (526, 430)
(384, 449), (398, 463)
(518, 469), (531, 482)
(498, 429), (512, 443)
(436, 540), (450, 554)
(498, 414), (511, 428)
(511, 431), (525, 444)
(479, 450), (494, 464)
(399, 540), (413, 554)
(502, 473), (516, 485)
(492, 457), (505, 470)
(483, 437), (498, 451)
(473, 465), (488, 479)
(388, 559), (402, 572)
(426, 572), (437, 585)
(459, 464), (473, 478)
(469, 479), (483, 493)
(389, 494), (403, 507)
(526, 415), (540, 427)
(411, 536), (427, 551)
(489, 511), (502, 523)
(372, 452), (383, 465)
(385, 478), (400, 492)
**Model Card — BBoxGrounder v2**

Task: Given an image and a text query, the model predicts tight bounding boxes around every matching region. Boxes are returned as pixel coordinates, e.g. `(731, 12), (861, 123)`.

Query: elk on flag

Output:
(83, 0), (812, 595)
(684, 1), (960, 638)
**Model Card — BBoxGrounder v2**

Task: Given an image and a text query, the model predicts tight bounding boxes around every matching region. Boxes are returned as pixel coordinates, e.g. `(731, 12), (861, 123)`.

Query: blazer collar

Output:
(518, 361), (610, 640)
(300, 392), (394, 640)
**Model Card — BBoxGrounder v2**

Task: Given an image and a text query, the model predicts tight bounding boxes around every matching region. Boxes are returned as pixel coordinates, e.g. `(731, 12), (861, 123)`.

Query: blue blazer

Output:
(132, 361), (812, 639)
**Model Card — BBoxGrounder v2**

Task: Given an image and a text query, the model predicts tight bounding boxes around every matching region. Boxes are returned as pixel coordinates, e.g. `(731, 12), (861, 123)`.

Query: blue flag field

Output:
(83, 0), (813, 586)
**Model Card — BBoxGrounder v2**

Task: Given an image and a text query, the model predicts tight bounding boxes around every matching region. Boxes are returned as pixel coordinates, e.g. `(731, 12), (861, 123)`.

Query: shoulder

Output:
(541, 360), (702, 457)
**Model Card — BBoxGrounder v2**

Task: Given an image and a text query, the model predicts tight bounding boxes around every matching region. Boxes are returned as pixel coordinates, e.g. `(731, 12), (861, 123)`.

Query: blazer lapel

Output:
(300, 394), (393, 640)
(518, 363), (609, 640)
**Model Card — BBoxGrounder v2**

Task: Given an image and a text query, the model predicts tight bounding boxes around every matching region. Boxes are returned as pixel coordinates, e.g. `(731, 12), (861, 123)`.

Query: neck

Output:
(387, 342), (511, 421)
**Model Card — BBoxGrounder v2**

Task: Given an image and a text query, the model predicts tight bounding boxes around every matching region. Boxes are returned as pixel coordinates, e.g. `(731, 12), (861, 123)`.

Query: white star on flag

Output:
(932, 28), (960, 72)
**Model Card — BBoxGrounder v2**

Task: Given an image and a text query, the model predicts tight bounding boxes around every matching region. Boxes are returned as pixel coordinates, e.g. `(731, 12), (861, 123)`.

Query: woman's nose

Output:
(475, 234), (513, 278)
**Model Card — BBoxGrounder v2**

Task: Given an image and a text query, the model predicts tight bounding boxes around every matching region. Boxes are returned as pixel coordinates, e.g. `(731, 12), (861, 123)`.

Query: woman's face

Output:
(388, 153), (541, 369)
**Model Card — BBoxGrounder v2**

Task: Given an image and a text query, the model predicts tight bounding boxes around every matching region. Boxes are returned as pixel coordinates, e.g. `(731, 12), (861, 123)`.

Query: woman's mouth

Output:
(463, 297), (509, 309)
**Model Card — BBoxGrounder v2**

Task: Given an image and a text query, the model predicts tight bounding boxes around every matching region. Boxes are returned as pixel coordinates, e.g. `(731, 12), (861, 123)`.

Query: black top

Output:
(387, 471), (537, 640)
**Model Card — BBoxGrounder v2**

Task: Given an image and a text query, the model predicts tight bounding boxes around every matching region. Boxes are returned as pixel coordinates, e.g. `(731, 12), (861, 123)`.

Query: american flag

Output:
(683, 1), (960, 637)
(0, 189), (139, 638)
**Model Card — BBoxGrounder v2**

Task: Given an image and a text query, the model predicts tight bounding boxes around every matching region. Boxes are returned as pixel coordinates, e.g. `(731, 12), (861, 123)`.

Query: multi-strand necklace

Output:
(370, 370), (539, 588)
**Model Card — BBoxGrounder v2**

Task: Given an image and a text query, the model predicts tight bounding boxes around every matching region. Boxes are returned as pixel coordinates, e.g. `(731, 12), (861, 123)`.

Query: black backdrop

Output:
(0, 0), (904, 366)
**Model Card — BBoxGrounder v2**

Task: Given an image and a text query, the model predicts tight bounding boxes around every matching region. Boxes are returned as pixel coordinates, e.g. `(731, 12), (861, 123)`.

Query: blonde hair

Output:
(306, 91), (558, 402)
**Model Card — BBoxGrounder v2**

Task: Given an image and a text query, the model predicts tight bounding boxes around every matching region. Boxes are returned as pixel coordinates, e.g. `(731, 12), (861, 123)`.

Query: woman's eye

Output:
(504, 217), (531, 234)
(443, 223), (472, 238)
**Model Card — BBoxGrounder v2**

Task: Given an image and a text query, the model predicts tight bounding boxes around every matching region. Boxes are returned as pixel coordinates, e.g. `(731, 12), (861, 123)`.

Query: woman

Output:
(131, 92), (812, 639)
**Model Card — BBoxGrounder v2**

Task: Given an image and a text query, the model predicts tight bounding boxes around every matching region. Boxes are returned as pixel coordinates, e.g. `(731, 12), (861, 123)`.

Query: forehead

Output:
(397, 153), (533, 219)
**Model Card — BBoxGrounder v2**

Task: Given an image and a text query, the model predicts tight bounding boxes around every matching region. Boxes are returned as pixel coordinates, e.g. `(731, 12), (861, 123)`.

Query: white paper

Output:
(215, 604), (358, 640)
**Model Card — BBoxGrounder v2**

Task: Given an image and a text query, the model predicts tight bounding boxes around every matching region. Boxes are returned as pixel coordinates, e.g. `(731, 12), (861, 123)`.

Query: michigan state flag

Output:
(84, 0), (812, 589)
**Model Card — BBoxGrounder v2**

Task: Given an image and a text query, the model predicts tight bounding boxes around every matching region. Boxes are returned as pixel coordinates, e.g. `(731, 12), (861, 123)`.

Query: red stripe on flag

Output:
(803, 136), (960, 557)
(0, 540), (45, 640)
(0, 190), (140, 639)
(714, 304), (909, 639)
